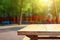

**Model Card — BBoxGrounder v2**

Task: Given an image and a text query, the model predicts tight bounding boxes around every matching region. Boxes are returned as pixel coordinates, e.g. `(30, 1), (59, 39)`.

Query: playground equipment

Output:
(22, 20), (29, 24)
(29, 20), (34, 24)
(32, 14), (39, 21)
(57, 16), (60, 23)
(1, 20), (11, 25)
(34, 20), (40, 24)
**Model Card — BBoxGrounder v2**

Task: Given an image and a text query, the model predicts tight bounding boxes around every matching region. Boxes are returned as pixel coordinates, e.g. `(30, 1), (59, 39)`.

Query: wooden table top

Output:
(17, 24), (60, 35)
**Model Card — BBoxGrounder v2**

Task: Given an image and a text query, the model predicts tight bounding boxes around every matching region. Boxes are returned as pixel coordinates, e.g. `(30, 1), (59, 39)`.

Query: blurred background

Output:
(0, 0), (60, 25)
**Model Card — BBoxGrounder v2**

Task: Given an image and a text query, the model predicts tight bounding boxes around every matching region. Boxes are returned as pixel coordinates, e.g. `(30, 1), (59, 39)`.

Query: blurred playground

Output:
(0, 0), (60, 25)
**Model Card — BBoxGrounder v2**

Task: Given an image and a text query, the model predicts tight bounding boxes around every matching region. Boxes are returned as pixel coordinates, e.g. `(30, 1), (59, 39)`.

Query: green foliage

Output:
(0, 0), (10, 17)
(0, 0), (60, 17)
(0, 0), (19, 17)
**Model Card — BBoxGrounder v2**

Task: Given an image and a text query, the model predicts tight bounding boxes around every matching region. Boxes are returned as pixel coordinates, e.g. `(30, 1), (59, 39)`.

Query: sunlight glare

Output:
(40, 0), (49, 3)
(39, 0), (53, 7)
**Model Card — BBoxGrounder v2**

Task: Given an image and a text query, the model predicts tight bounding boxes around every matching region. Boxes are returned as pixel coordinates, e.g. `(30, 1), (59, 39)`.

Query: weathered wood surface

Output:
(45, 24), (60, 31)
(17, 24), (60, 35)
(18, 24), (46, 31)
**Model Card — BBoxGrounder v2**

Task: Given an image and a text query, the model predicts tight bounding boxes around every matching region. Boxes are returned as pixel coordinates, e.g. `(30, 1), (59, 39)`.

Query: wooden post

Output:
(26, 35), (38, 40)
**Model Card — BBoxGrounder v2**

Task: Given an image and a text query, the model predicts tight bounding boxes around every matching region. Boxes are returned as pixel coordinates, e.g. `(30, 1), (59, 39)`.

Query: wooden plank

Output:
(17, 24), (47, 35)
(18, 24), (46, 31)
(18, 24), (60, 32)
(38, 37), (60, 39)
(45, 24), (60, 31)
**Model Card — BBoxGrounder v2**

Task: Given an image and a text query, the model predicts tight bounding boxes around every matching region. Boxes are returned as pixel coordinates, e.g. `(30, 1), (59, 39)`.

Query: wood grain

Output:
(17, 24), (60, 35)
